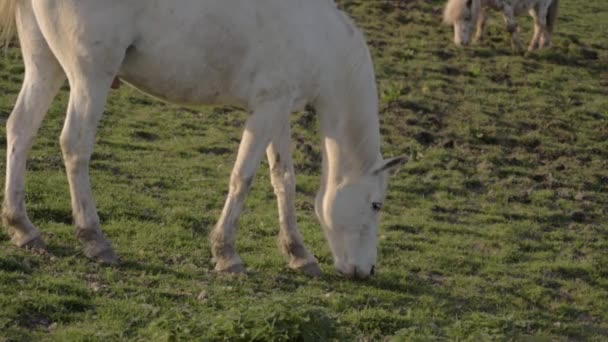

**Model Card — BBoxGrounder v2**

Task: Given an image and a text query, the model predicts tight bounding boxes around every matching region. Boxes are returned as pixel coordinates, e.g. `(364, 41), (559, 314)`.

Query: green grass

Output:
(1, 0), (608, 340)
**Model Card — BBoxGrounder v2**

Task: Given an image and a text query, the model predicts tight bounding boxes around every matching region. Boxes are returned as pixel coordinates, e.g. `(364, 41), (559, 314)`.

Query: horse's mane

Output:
(443, 0), (469, 24)
(342, 43), (382, 174)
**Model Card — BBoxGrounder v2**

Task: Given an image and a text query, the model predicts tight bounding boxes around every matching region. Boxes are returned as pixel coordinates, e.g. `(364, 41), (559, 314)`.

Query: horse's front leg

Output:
(60, 75), (119, 264)
(210, 99), (290, 274)
(528, 10), (542, 51)
(501, 6), (524, 51)
(537, 3), (554, 49)
(474, 8), (488, 43)
(265, 120), (320, 277)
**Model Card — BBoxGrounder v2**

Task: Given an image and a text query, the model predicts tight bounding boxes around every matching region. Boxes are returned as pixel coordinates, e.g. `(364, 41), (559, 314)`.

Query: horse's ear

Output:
(374, 156), (408, 176)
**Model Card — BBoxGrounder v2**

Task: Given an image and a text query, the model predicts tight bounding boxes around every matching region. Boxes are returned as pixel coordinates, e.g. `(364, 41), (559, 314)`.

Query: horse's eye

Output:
(372, 202), (383, 211)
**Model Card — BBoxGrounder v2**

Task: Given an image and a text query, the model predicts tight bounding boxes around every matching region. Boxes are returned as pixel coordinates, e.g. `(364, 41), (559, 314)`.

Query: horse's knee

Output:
(60, 129), (91, 164)
(59, 132), (72, 156)
(229, 172), (254, 194)
(4, 116), (26, 152)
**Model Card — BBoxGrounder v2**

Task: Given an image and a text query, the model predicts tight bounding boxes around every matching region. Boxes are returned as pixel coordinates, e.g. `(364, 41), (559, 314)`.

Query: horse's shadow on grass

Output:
(43, 241), (204, 280)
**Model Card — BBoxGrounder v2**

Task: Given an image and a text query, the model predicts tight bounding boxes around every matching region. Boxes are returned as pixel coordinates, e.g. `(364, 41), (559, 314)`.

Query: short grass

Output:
(1, 0), (607, 340)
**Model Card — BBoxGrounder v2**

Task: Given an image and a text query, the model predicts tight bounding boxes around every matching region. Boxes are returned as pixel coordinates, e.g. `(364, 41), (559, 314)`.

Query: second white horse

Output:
(444, 0), (559, 51)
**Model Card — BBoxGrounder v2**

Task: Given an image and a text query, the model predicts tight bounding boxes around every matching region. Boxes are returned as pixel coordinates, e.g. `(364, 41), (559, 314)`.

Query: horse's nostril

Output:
(370, 265), (376, 276)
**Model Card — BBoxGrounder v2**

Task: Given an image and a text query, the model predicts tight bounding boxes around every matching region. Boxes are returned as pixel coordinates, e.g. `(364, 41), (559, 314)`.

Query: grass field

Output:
(1, 0), (607, 340)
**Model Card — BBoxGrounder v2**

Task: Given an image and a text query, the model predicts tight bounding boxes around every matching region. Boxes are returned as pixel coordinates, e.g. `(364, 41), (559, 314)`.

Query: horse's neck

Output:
(317, 63), (381, 186)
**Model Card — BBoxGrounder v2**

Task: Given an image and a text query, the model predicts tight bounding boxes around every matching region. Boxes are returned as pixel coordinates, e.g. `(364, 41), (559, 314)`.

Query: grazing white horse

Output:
(0, 0), (407, 279)
(443, 0), (559, 51)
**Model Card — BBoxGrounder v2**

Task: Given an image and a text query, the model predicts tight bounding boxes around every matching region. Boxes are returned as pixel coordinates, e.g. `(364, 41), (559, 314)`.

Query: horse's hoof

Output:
(295, 262), (322, 278)
(77, 228), (118, 264)
(21, 235), (48, 253)
(90, 247), (119, 265)
(215, 263), (246, 274)
(9, 230), (47, 253)
(13, 234), (47, 253)
(83, 242), (118, 264)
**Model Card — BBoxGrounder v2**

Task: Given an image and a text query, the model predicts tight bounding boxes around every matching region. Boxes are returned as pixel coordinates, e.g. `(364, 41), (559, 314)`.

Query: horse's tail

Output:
(0, 0), (18, 50)
(546, 0), (559, 34)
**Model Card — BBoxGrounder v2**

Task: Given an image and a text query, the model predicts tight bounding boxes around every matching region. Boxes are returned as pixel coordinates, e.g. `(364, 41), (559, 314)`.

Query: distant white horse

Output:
(443, 0), (559, 51)
(0, 0), (406, 279)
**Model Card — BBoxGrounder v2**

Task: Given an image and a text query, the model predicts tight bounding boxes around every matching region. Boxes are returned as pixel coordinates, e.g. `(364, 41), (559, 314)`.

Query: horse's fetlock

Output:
(75, 226), (104, 243)
(285, 242), (304, 257)
(2, 210), (24, 228)
(279, 236), (307, 258)
(210, 229), (235, 256)
(1, 202), (27, 228)
(211, 242), (237, 261)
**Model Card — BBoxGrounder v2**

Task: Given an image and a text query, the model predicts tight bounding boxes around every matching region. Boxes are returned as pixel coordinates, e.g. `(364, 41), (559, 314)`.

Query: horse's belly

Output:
(116, 4), (257, 106)
(118, 69), (243, 107)
(118, 46), (248, 106)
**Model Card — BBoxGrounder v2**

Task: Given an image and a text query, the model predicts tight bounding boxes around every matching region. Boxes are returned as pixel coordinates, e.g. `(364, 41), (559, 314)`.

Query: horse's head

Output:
(443, 0), (480, 46)
(315, 156), (407, 279)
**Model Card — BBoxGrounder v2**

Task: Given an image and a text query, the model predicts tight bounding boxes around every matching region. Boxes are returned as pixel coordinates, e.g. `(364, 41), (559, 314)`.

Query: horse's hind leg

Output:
(265, 120), (320, 277)
(2, 1), (66, 251)
(32, 3), (132, 263)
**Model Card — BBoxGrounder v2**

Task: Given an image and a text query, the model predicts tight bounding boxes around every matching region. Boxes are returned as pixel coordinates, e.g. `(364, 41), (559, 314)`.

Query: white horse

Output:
(443, 0), (559, 51)
(0, 0), (407, 279)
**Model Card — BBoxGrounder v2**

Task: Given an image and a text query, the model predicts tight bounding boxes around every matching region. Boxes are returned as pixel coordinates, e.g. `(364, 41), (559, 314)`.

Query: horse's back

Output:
(119, 0), (353, 107)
